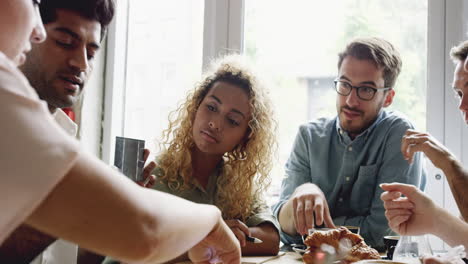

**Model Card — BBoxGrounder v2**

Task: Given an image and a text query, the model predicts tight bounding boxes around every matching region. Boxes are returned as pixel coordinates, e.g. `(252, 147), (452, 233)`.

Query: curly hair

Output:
(156, 54), (277, 221)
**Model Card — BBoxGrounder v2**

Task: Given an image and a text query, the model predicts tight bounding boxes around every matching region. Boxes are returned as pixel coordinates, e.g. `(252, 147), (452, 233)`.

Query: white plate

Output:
(291, 244), (307, 255)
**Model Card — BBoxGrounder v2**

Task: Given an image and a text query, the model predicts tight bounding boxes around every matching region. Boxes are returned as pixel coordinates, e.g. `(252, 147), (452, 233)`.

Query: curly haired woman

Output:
(99, 55), (280, 264)
(145, 54), (281, 257)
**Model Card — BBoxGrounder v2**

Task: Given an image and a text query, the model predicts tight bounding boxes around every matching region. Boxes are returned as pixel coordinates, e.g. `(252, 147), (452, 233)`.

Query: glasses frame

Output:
(334, 79), (391, 101)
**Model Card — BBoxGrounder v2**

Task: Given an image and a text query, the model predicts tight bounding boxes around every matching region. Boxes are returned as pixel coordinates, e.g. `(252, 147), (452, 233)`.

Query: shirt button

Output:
(339, 197), (343, 202)
(348, 146), (353, 151)
(346, 177), (350, 181)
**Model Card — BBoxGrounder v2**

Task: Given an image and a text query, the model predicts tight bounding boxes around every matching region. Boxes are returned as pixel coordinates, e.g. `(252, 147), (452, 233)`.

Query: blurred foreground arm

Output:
(26, 152), (241, 264)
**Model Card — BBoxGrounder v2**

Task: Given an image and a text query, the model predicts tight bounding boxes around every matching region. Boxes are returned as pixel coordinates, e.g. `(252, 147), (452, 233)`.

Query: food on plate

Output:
(302, 227), (380, 263)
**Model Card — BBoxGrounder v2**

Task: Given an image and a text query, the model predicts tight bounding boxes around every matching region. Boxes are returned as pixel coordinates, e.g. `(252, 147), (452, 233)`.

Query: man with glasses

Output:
(273, 37), (426, 249)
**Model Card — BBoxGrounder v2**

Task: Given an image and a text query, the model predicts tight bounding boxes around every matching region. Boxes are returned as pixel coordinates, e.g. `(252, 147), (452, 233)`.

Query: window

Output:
(243, 0), (428, 203)
(122, 1), (204, 153)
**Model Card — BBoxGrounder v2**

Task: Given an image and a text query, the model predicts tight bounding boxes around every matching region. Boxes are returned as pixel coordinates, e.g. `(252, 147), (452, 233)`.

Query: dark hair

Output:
(39, 0), (115, 41)
(450, 40), (468, 63)
(338, 37), (402, 89)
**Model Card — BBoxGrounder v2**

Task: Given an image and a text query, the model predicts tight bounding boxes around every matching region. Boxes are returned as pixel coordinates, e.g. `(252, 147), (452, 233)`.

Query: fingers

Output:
(143, 148), (151, 161)
(142, 161), (156, 179)
(142, 174), (156, 188)
(312, 199), (323, 227)
(383, 198), (414, 210)
(401, 131), (429, 163)
(323, 203), (336, 228)
(225, 220), (249, 247)
(293, 198), (306, 235)
(304, 199), (315, 230)
(385, 208), (412, 220)
(141, 161), (157, 187)
(380, 182), (417, 195)
(388, 215), (410, 232)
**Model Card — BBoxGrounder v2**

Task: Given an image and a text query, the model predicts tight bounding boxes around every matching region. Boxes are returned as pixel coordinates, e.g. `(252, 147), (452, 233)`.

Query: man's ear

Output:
(383, 89), (395, 107)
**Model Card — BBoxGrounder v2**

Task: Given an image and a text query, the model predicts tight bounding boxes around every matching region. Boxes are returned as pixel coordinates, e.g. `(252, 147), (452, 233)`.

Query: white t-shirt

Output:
(0, 52), (80, 244)
(30, 109), (78, 264)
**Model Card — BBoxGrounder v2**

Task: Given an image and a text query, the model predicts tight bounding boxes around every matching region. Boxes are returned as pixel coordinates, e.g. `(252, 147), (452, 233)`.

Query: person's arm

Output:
(432, 207), (468, 249)
(278, 183), (334, 236)
(401, 129), (468, 221)
(0, 225), (56, 263)
(333, 122), (426, 248)
(25, 152), (241, 264)
(381, 183), (468, 249)
(272, 125), (334, 243)
(242, 222), (280, 256)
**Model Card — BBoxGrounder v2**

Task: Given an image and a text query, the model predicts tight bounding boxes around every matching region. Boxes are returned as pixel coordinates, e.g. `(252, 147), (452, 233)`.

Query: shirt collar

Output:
(53, 109), (78, 137)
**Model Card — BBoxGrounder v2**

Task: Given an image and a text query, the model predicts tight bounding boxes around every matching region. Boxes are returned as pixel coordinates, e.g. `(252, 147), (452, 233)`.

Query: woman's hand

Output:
(136, 149), (156, 188)
(225, 219), (250, 247)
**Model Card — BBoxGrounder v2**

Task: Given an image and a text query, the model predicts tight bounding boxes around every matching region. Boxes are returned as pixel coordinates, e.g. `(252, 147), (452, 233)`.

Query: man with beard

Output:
(0, 0), (126, 263)
(272, 37), (426, 249)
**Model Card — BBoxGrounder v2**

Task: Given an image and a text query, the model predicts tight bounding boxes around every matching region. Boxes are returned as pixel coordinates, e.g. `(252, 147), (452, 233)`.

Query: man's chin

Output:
(340, 121), (365, 135)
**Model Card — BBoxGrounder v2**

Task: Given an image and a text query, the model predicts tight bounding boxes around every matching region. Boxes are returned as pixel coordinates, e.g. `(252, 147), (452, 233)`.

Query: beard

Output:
(338, 102), (384, 136)
(21, 65), (81, 109)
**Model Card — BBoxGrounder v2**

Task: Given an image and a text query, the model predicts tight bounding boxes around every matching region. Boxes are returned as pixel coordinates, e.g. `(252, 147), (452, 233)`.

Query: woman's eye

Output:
(207, 104), (216, 112)
(227, 118), (240, 126)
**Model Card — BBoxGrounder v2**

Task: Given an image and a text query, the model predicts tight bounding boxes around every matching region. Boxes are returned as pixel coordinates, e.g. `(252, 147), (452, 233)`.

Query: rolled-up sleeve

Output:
(272, 125), (313, 244)
(246, 196), (280, 232)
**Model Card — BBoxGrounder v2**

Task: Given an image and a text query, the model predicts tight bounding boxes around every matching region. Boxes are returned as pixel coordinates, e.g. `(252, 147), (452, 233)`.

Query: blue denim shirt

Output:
(272, 110), (426, 248)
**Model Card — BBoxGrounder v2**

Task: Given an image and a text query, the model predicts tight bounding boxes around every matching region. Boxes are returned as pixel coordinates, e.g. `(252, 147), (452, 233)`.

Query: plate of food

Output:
(291, 244), (307, 254)
(301, 226), (381, 264)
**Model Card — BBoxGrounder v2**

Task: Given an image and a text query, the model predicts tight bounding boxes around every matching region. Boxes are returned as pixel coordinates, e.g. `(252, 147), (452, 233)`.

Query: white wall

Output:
(74, 39), (107, 158)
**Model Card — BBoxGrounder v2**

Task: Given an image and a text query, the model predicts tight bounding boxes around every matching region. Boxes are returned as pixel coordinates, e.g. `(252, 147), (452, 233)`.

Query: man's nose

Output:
(345, 87), (360, 107)
(69, 48), (89, 73)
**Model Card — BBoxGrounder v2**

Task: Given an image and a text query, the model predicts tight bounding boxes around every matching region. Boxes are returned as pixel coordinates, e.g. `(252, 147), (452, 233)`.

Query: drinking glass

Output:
(392, 235), (433, 263)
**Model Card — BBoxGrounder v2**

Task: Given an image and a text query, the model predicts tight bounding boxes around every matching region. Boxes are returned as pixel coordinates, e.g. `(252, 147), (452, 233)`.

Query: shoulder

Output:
(297, 117), (336, 138)
(376, 110), (415, 132)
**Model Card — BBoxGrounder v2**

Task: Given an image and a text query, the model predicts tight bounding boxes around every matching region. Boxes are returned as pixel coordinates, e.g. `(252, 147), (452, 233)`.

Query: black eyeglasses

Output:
(334, 80), (391, 101)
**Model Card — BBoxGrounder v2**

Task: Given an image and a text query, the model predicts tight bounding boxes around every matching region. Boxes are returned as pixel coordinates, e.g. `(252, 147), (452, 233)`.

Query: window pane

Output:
(244, 0), (427, 202)
(123, 1), (204, 152)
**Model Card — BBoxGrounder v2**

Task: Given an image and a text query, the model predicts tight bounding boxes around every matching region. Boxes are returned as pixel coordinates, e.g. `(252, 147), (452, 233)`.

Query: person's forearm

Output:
(442, 158), (468, 221)
(241, 223), (280, 256)
(432, 207), (468, 249)
(25, 152), (222, 263)
(278, 200), (297, 236)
